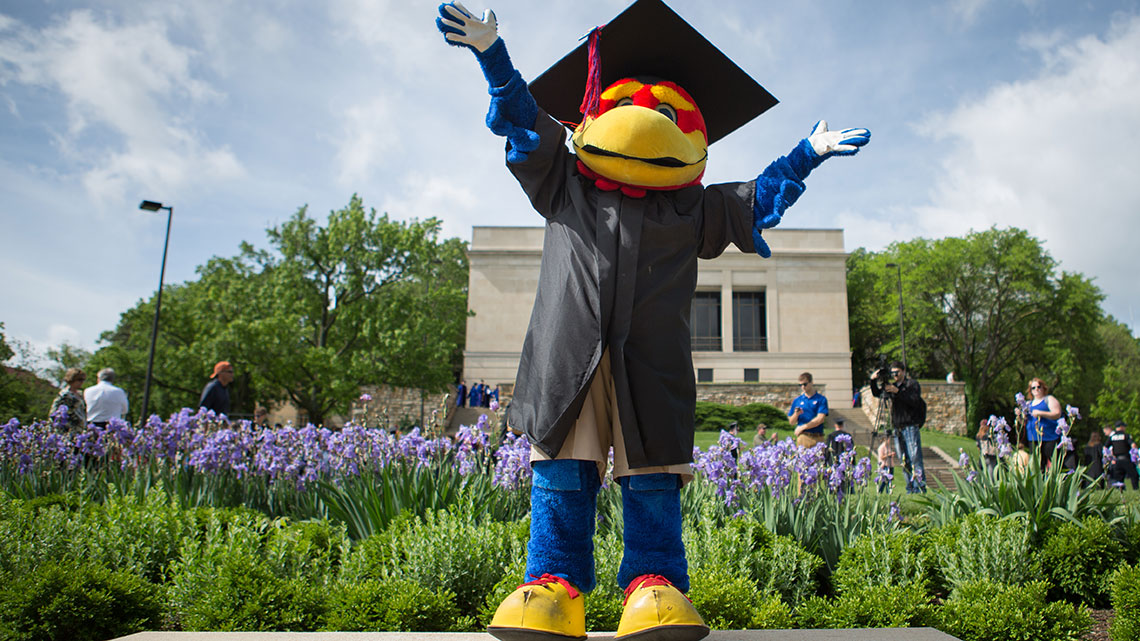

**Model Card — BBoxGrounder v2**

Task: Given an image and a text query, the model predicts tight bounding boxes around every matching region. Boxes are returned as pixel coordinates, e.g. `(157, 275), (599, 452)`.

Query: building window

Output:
(691, 291), (721, 351)
(744, 368), (759, 382)
(733, 291), (767, 352)
(697, 368), (713, 383)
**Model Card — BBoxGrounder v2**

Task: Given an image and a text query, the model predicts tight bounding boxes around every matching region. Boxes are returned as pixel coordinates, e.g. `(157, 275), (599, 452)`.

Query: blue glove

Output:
(437, 3), (539, 163)
(751, 121), (870, 258)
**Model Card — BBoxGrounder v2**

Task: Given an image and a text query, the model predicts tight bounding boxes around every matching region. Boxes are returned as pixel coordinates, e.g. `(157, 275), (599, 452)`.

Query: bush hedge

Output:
(0, 479), (1136, 636)
(694, 401), (793, 432)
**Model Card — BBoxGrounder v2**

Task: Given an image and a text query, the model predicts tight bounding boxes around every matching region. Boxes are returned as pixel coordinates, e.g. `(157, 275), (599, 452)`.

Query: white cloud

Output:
(0, 10), (243, 204)
(333, 94), (400, 187)
(915, 15), (1140, 324)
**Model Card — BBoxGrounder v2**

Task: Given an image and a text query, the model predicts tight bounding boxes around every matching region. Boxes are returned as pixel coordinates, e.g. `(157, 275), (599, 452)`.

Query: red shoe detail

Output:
(521, 573), (581, 600)
(623, 574), (683, 605)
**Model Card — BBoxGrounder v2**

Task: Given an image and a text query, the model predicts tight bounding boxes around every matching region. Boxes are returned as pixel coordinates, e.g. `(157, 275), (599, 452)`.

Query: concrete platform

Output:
(116, 629), (960, 640)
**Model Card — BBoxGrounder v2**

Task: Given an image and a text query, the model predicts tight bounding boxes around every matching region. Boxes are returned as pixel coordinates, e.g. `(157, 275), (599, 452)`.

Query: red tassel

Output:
(579, 25), (604, 119)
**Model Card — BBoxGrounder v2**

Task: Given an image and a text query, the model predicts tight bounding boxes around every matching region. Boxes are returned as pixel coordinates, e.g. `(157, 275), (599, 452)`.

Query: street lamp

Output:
(884, 262), (908, 371)
(138, 199), (173, 425)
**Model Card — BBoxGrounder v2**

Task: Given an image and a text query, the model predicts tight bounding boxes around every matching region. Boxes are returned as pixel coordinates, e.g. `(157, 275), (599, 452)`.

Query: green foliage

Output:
(749, 595), (794, 630)
(0, 322), (57, 424)
(683, 506), (823, 607)
(832, 528), (935, 595)
(169, 549), (326, 631)
(929, 513), (1036, 592)
(341, 508), (528, 619)
(317, 465), (528, 541)
(89, 195), (470, 423)
(1092, 318), (1140, 433)
(1111, 565), (1140, 641)
(915, 453), (1121, 539)
(0, 559), (162, 641)
(1036, 516), (1122, 607)
(324, 578), (460, 632)
(846, 227), (1109, 426)
(694, 401), (792, 432)
(688, 567), (762, 630)
(935, 580), (1092, 641)
(795, 583), (933, 629)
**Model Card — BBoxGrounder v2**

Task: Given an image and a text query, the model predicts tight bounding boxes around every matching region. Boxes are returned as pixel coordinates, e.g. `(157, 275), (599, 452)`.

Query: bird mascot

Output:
(436, 1), (870, 639)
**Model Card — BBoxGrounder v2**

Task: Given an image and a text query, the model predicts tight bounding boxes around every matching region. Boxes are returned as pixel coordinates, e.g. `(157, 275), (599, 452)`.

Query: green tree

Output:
(1092, 318), (1140, 431)
(847, 227), (1108, 431)
(0, 323), (56, 423)
(44, 343), (92, 386)
(90, 195), (469, 425)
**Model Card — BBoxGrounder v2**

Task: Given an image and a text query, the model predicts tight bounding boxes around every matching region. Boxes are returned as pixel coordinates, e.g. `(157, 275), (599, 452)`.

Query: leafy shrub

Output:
(749, 595), (793, 630)
(935, 580), (1092, 641)
(683, 509), (822, 607)
(1110, 565), (1140, 641)
(168, 549), (326, 631)
(832, 528), (934, 595)
(929, 513), (1036, 592)
(795, 583), (932, 629)
(324, 577), (460, 631)
(342, 508), (528, 618)
(694, 401), (792, 432)
(1036, 516), (1121, 607)
(688, 567), (759, 630)
(0, 559), (162, 641)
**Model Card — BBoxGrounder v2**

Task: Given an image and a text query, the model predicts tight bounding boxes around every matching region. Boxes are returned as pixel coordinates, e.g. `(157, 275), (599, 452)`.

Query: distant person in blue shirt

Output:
(199, 360), (233, 417)
(788, 372), (829, 449)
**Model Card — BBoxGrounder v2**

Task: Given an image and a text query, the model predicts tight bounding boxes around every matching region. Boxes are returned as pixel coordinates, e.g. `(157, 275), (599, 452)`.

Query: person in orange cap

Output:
(199, 360), (234, 416)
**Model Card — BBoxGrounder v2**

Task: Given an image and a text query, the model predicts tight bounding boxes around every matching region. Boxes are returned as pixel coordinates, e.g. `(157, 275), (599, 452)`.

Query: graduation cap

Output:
(528, 0), (778, 145)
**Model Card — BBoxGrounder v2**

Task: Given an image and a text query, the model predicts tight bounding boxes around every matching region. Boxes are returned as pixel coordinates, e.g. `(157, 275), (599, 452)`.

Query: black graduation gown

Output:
(505, 110), (758, 469)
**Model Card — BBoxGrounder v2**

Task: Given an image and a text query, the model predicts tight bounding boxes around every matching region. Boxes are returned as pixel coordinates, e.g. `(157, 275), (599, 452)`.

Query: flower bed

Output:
(0, 407), (1133, 639)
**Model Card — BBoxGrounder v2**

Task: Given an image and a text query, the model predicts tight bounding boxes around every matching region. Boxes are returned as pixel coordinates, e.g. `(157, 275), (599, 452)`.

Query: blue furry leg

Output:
(617, 473), (688, 592)
(526, 459), (600, 592)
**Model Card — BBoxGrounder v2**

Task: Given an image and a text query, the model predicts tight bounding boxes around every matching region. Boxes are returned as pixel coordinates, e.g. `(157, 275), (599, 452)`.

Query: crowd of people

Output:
(454, 379), (499, 409)
(47, 360), (239, 431)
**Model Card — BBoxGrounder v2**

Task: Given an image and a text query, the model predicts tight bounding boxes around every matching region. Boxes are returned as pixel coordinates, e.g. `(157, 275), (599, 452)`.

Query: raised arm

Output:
(750, 121), (870, 257)
(436, 2), (540, 163)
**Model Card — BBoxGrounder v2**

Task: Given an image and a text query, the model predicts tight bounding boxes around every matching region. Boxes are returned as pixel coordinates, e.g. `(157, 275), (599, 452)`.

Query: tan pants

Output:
(531, 349), (693, 484)
(796, 432), (826, 449)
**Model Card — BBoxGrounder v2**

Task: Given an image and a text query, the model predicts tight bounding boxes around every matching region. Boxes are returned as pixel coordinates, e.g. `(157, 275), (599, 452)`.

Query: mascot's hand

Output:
(437, 2), (499, 53)
(807, 120), (870, 160)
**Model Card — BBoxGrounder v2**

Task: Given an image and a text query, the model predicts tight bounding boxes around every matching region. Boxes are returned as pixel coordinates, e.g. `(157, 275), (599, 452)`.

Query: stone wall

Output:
(858, 380), (967, 436)
(695, 383), (817, 411)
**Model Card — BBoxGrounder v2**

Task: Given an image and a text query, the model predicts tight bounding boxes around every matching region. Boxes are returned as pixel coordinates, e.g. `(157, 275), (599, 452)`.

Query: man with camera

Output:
(870, 361), (927, 493)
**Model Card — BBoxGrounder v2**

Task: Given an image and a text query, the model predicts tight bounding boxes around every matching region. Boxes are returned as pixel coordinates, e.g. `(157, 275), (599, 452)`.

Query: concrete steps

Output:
(116, 629), (961, 640)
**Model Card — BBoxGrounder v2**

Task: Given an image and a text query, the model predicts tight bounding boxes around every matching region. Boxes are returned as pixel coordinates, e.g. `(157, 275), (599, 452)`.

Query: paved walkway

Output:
(116, 629), (961, 640)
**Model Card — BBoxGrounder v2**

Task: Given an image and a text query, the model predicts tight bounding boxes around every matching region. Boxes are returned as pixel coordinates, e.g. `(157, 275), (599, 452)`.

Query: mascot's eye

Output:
(655, 103), (677, 122)
(616, 98), (634, 107)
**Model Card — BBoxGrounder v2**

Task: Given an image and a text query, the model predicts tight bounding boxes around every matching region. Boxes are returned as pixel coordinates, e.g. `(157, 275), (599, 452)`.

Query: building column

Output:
(721, 275), (733, 354)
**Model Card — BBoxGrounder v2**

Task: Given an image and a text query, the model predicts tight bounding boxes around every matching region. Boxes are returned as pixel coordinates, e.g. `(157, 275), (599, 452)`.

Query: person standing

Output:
(1082, 429), (1105, 487)
(1107, 420), (1140, 490)
(870, 361), (927, 493)
(456, 379), (468, 408)
(1020, 378), (1074, 470)
(199, 361), (234, 416)
(50, 367), (88, 433)
(84, 368), (129, 427)
(826, 418), (853, 463)
(876, 438), (896, 493)
(976, 419), (998, 475)
(788, 372), (829, 449)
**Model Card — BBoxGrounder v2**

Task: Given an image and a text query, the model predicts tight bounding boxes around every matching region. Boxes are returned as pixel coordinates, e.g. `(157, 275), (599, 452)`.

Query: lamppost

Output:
(138, 200), (173, 425)
(884, 262), (908, 371)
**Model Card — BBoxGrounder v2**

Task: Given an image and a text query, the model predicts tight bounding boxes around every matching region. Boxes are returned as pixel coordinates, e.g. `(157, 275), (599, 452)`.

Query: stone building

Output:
(462, 226), (855, 405)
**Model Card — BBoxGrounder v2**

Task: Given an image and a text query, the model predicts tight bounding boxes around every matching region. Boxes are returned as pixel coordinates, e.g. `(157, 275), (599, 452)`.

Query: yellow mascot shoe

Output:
(615, 574), (709, 641)
(488, 573), (587, 641)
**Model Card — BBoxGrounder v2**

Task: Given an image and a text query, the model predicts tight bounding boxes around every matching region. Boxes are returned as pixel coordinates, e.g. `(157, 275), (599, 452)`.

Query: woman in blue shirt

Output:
(1020, 378), (1073, 470)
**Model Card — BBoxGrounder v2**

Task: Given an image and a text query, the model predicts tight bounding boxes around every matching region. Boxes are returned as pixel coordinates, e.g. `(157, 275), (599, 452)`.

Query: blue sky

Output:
(2, 0), (1139, 366)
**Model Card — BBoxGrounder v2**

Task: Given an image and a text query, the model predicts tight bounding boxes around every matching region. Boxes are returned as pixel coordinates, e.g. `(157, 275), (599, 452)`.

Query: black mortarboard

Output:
(528, 0), (778, 145)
